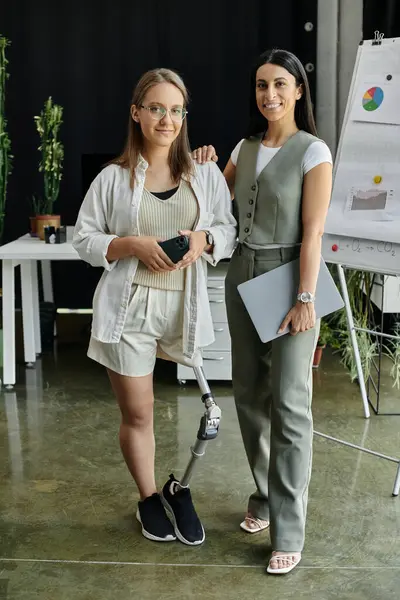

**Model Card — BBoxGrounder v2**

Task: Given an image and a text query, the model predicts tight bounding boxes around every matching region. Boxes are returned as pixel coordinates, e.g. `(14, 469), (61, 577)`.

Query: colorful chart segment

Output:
(362, 86), (384, 111)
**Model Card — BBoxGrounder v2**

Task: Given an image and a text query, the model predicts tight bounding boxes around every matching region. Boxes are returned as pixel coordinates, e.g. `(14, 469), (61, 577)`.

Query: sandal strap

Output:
(269, 554), (301, 567)
(245, 515), (269, 528)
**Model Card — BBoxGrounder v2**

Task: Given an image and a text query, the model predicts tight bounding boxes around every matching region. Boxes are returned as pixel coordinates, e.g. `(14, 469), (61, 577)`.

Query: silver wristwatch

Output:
(205, 230), (214, 246)
(297, 291), (315, 304)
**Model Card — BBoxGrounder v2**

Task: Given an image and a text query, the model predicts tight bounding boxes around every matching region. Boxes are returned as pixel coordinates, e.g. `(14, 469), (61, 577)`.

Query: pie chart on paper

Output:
(362, 86), (384, 111)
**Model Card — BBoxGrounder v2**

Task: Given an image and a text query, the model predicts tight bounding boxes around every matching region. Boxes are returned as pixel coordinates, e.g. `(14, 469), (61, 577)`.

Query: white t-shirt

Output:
(231, 138), (332, 178)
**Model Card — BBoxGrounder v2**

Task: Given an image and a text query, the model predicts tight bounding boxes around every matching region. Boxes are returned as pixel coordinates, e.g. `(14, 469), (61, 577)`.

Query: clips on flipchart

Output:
(372, 30), (385, 45)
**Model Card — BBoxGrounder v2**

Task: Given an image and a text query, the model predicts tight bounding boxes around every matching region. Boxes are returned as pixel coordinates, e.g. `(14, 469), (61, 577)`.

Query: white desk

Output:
(0, 226), (79, 387)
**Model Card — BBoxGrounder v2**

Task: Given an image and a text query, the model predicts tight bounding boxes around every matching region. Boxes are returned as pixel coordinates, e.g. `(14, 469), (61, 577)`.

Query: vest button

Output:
(244, 227), (249, 233)
(251, 185), (256, 191)
(247, 213), (251, 218)
(249, 199), (254, 205)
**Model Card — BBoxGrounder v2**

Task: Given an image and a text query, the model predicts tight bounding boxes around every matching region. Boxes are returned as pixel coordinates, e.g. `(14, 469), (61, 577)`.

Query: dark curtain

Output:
(363, 0), (400, 39)
(2, 0), (317, 308)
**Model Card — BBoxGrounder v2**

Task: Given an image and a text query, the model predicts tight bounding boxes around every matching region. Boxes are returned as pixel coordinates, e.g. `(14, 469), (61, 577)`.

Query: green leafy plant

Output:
(315, 266), (399, 388)
(385, 321), (400, 389)
(317, 318), (334, 347)
(327, 270), (400, 387)
(34, 97), (64, 215)
(30, 193), (46, 216)
(336, 318), (378, 383)
(0, 34), (13, 243)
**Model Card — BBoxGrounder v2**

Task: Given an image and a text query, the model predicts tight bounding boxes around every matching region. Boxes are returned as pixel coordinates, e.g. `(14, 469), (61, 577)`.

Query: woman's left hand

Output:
(175, 230), (208, 268)
(278, 302), (316, 336)
(192, 145), (218, 164)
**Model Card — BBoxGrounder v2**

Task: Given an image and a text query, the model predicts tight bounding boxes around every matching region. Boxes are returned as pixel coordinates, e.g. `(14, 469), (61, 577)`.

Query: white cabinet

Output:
(370, 275), (400, 314)
(177, 262), (232, 382)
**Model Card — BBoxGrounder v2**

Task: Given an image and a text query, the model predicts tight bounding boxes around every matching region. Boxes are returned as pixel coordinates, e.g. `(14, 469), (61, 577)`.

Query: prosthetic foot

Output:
(160, 366), (221, 545)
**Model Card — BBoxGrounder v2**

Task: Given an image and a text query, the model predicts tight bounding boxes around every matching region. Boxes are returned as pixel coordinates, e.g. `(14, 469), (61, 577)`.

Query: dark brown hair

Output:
(112, 68), (192, 186)
(246, 48), (318, 138)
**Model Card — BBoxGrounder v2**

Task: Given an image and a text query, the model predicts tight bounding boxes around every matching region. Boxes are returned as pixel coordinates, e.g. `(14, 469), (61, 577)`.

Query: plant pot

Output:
(313, 345), (326, 368)
(36, 214), (61, 241)
(29, 216), (38, 237)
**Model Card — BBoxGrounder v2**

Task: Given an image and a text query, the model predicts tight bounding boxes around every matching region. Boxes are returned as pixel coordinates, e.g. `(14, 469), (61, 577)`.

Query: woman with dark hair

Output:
(73, 69), (236, 547)
(193, 49), (332, 574)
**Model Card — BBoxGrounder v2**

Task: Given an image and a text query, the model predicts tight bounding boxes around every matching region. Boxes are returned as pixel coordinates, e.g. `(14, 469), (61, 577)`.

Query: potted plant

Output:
(313, 318), (333, 368)
(28, 194), (45, 237)
(33, 97), (64, 240)
(328, 270), (379, 383)
(0, 34), (12, 245)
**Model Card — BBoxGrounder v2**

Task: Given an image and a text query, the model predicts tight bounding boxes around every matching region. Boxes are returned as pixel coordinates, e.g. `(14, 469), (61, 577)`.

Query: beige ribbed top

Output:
(133, 180), (198, 290)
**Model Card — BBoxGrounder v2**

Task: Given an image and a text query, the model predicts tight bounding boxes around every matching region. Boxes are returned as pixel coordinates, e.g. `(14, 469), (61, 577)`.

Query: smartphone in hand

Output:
(158, 235), (189, 263)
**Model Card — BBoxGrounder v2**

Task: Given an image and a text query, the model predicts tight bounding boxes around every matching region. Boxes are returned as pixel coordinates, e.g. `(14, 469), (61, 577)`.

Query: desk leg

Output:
(2, 260), (16, 387)
(21, 260), (37, 366)
(41, 260), (53, 302)
(32, 260), (41, 355)
(41, 259), (56, 336)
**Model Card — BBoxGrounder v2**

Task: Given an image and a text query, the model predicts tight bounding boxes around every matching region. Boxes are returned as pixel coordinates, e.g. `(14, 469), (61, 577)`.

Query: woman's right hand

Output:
(131, 236), (176, 273)
(192, 145), (218, 164)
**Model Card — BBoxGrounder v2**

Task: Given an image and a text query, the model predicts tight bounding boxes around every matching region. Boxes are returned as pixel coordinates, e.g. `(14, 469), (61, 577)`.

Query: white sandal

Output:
(266, 552), (302, 575)
(239, 512), (270, 534)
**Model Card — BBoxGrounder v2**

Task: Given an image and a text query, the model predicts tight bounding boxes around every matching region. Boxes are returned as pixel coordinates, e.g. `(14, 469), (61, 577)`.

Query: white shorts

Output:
(87, 284), (203, 377)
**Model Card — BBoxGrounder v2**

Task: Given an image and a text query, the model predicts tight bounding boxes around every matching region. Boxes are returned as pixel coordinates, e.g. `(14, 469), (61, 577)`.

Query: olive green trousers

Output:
(225, 244), (320, 552)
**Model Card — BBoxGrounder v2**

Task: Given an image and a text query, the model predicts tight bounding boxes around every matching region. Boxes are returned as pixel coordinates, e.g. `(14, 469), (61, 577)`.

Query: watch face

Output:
(299, 292), (313, 303)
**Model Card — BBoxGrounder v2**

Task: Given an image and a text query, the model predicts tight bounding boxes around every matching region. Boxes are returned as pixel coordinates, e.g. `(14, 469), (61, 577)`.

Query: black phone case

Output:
(158, 235), (189, 263)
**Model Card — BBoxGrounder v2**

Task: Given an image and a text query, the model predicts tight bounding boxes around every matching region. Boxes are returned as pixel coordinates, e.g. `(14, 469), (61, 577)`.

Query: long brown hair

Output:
(247, 49), (318, 138)
(112, 68), (192, 187)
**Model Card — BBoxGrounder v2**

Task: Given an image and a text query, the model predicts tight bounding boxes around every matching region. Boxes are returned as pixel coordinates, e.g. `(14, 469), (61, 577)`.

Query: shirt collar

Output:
(136, 155), (197, 181)
(137, 154), (149, 170)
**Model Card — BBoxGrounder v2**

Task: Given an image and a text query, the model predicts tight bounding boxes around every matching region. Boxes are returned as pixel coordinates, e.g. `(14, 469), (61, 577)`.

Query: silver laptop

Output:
(237, 257), (344, 343)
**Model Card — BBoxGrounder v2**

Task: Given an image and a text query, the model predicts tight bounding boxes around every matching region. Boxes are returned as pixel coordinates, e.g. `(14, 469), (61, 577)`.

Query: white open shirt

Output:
(73, 157), (237, 359)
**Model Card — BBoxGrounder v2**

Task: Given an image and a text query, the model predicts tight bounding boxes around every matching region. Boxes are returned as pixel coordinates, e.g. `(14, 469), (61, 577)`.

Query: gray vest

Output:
(234, 130), (319, 245)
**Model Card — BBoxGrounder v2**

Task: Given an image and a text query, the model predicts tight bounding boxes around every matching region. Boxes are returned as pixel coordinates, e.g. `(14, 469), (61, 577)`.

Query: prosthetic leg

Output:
(160, 366), (221, 545)
(178, 366), (221, 488)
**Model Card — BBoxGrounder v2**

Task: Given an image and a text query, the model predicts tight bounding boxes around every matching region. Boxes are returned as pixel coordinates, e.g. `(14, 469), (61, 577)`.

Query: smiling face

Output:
(255, 63), (302, 124)
(131, 82), (185, 149)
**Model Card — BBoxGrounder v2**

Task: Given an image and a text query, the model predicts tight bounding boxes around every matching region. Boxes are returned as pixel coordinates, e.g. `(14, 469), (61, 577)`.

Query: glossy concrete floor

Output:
(0, 344), (399, 599)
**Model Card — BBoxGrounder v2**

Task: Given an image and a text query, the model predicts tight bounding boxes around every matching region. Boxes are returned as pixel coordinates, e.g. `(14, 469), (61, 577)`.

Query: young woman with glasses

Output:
(73, 68), (236, 547)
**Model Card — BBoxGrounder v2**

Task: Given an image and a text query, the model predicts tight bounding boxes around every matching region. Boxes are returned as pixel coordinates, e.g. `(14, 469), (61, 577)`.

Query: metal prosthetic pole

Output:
(177, 366), (221, 489)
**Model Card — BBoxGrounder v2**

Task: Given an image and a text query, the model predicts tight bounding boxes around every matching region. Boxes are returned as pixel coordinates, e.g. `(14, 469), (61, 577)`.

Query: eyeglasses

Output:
(140, 104), (188, 122)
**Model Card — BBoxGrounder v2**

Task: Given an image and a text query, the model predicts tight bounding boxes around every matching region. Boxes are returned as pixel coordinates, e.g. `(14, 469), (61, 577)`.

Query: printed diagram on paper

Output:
(344, 186), (397, 221)
(350, 75), (400, 125)
(326, 166), (400, 243)
(326, 39), (400, 245)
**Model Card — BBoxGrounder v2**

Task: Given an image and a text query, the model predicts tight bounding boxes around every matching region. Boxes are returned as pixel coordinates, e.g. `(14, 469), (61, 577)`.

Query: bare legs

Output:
(108, 369), (156, 500)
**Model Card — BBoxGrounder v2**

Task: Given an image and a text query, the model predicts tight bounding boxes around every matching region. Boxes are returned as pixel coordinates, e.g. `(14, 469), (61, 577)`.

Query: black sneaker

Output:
(136, 493), (176, 542)
(161, 474), (205, 546)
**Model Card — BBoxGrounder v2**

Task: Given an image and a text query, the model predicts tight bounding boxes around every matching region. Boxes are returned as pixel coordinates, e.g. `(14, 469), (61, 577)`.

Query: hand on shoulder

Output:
(192, 145), (218, 164)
